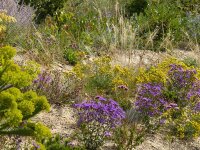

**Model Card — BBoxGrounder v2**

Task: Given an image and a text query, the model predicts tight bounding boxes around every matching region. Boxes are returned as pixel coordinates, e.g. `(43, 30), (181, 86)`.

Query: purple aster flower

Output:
(135, 83), (166, 116)
(104, 131), (112, 137)
(159, 119), (166, 124)
(75, 97), (125, 128)
(194, 102), (200, 112)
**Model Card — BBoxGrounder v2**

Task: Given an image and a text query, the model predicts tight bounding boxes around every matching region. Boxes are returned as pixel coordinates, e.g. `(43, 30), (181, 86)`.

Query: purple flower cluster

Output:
(168, 64), (200, 110)
(194, 102), (200, 112)
(33, 71), (52, 89)
(135, 64), (200, 117)
(135, 83), (177, 116)
(168, 64), (196, 89)
(74, 96), (125, 128)
(187, 80), (200, 100)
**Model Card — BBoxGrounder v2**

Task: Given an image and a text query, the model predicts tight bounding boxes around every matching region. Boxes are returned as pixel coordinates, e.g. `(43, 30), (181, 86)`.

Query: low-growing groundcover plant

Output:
(135, 62), (200, 140)
(74, 96), (125, 150)
(0, 46), (51, 148)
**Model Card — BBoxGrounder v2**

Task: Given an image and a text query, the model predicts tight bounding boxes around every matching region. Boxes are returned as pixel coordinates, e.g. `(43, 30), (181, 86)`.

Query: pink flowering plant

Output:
(74, 96), (125, 150)
(135, 64), (200, 139)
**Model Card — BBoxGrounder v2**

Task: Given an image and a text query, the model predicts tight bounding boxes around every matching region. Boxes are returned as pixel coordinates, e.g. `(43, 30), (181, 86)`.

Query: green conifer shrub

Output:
(0, 46), (51, 143)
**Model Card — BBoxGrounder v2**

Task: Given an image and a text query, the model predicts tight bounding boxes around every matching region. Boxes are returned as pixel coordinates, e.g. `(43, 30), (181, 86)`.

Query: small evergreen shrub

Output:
(124, 0), (147, 17)
(125, 0), (200, 51)
(0, 46), (51, 145)
(63, 48), (85, 65)
(182, 57), (199, 67)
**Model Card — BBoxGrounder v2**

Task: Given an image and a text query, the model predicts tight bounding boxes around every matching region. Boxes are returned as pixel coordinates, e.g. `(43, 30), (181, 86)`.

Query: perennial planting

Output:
(0, 1), (200, 149)
(135, 62), (200, 139)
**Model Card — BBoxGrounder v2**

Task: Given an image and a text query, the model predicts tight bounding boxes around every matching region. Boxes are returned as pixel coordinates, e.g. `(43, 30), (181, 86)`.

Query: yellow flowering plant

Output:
(73, 56), (136, 110)
(0, 11), (16, 43)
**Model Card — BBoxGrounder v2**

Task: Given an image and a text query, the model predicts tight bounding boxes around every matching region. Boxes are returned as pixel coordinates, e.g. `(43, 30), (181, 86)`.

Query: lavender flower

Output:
(187, 80), (200, 100)
(135, 64), (200, 118)
(104, 131), (112, 137)
(168, 64), (196, 89)
(74, 97), (125, 128)
(74, 97), (125, 149)
(33, 71), (52, 88)
(135, 83), (166, 116)
(159, 119), (166, 125)
(194, 102), (200, 112)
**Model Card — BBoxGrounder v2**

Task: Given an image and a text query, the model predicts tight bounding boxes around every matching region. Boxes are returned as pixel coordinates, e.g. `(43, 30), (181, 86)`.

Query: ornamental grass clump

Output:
(135, 63), (200, 139)
(74, 96), (125, 150)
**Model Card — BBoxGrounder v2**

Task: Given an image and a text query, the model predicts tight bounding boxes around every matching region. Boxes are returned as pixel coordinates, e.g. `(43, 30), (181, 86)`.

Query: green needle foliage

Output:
(0, 46), (51, 141)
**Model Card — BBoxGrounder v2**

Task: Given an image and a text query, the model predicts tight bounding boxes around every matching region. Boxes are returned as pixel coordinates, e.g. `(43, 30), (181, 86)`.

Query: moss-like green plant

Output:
(0, 46), (51, 142)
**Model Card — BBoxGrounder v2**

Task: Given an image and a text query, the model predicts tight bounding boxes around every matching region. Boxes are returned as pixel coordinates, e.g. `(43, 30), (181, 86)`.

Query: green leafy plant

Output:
(63, 48), (83, 65)
(42, 135), (84, 150)
(182, 57), (199, 67)
(114, 108), (146, 150)
(0, 46), (51, 143)
(124, 0), (199, 51)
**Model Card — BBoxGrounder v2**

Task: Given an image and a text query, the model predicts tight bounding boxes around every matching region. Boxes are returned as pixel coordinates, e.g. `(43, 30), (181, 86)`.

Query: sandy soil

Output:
(32, 105), (200, 150)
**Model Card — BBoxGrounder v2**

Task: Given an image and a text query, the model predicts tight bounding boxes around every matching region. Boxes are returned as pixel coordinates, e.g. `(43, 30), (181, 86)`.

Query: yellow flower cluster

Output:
(72, 57), (136, 94)
(176, 120), (200, 139)
(112, 65), (136, 90)
(163, 108), (200, 139)
(0, 11), (16, 33)
(136, 57), (189, 84)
